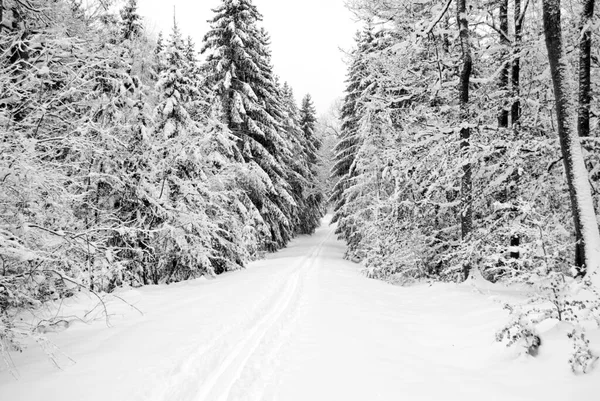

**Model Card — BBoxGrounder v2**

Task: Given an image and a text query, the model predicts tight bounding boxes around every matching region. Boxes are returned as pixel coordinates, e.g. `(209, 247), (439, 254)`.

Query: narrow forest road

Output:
(1, 217), (597, 401)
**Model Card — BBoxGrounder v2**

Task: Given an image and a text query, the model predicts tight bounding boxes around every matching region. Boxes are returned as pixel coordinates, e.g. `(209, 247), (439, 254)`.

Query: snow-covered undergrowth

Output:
(328, 0), (600, 377)
(496, 272), (600, 374)
(0, 221), (597, 401)
(1, 0), (325, 367)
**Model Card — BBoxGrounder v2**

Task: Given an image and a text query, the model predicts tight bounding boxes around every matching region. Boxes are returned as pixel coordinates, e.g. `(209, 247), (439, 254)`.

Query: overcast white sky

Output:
(137, 0), (359, 114)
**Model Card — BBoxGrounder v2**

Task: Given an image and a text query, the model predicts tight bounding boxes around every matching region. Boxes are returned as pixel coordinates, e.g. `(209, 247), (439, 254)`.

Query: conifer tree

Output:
(300, 94), (319, 166)
(183, 36), (210, 121)
(201, 0), (297, 251)
(331, 26), (376, 242)
(279, 82), (307, 231)
(298, 93), (324, 233)
(155, 19), (252, 277)
(152, 31), (164, 79)
(184, 36), (198, 66)
(0, 0), (251, 362)
(149, 20), (221, 279)
(119, 0), (143, 41)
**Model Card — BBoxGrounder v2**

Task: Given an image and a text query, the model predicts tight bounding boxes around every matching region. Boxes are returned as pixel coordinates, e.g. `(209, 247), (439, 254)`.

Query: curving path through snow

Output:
(1, 216), (597, 400)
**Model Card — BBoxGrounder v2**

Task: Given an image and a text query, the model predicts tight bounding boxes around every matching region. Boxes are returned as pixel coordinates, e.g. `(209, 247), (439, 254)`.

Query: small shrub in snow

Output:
(567, 329), (598, 374)
(497, 271), (600, 372)
(496, 305), (542, 356)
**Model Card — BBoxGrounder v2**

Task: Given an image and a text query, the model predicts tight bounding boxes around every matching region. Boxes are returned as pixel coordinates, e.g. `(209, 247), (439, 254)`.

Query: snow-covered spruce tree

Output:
(183, 34), (255, 273)
(343, 96), (397, 265)
(150, 20), (247, 279)
(333, 25), (405, 264)
(298, 94), (324, 234)
(330, 26), (377, 246)
(183, 36), (211, 122)
(299, 95), (319, 167)
(118, 0), (155, 84)
(278, 82), (310, 233)
(279, 84), (323, 235)
(256, 29), (304, 243)
(202, 0), (299, 251)
(119, 0), (143, 41)
(151, 31), (165, 80)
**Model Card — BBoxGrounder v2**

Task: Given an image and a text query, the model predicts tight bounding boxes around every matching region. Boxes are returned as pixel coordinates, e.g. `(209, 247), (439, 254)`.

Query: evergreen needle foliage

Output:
(0, 0), (322, 367)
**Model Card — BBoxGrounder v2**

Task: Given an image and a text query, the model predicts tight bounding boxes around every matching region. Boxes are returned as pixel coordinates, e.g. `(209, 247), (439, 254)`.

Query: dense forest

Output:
(0, 0), (323, 358)
(331, 0), (600, 372)
(2, 0), (600, 376)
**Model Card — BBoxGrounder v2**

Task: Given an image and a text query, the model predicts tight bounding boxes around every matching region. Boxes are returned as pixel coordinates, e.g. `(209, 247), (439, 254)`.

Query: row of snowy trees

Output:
(331, 0), (600, 372)
(0, 0), (322, 357)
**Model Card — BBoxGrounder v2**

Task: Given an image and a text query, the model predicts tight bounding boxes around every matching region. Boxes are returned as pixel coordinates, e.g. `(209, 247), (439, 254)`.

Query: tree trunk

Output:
(542, 0), (600, 283)
(443, 13), (451, 53)
(509, 0), (527, 258)
(458, 0), (473, 279)
(578, 0), (594, 138)
(498, 0), (509, 128)
(511, 0), (522, 125)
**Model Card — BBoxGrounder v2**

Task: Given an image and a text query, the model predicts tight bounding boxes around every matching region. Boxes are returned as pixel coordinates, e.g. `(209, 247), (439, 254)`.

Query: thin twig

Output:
(42, 269), (111, 327)
(423, 0), (454, 36)
(111, 294), (144, 316)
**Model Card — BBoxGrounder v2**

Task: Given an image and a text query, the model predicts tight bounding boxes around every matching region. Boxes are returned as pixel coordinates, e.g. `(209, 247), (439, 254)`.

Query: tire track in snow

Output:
(146, 226), (332, 401)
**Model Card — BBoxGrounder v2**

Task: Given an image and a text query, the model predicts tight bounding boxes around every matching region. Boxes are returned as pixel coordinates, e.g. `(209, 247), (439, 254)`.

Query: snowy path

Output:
(1, 217), (598, 400)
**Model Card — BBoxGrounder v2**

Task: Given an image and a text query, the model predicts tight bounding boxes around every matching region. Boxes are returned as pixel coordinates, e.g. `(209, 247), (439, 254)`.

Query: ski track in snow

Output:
(1, 217), (599, 401)
(149, 228), (331, 401)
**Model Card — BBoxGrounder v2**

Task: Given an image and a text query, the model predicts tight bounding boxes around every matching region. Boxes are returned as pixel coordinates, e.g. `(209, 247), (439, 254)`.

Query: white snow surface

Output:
(1, 216), (598, 400)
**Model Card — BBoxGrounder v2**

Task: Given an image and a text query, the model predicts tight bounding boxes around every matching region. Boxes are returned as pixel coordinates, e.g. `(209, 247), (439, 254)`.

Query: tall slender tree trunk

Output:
(498, 0), (509, 128)
(542, 0), (600, 284)
(578, 0), (595, 139)
(511, 0), (523, 125)
(510, 0), (526, 258)
(458, 0), (473, 279)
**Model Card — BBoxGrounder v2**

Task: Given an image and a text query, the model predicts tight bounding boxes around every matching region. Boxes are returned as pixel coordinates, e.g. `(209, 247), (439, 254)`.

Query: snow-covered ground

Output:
(1, 217), (598, 400)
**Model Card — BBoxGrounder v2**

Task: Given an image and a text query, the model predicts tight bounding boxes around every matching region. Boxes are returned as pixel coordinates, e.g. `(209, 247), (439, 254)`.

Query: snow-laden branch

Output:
(423, 0), (454, 36)
(471, 59), (511, 84)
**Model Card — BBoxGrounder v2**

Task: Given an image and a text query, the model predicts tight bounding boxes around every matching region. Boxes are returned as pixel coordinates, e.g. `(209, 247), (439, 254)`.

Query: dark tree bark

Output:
(509, 0), (531, 258)
(511, 0), (523, 125)
(578, 0), (595, 138)
(458, 0), (472, 279)
(498, 0), (509, 128)
(443, 11), (451, 53)
(542, 0), (600, 278)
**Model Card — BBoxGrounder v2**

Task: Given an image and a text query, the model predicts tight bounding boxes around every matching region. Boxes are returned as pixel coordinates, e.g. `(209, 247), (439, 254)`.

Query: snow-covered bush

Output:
(1, 0), (325, 370)
(497, 272), (600, 373)
(328, 0), (600, 373)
